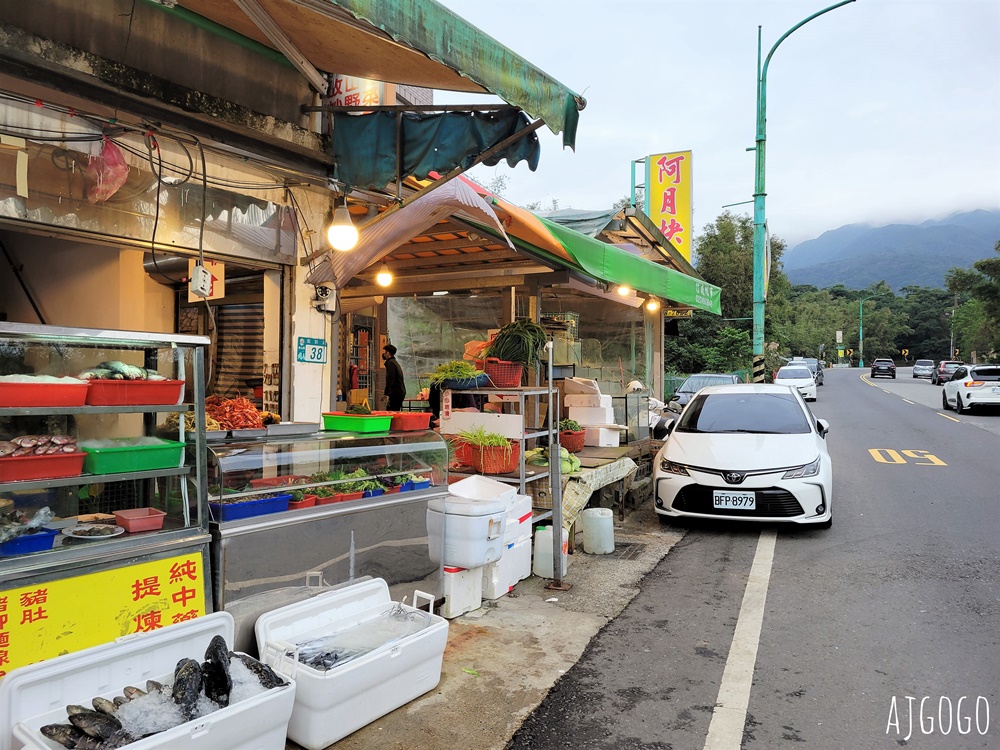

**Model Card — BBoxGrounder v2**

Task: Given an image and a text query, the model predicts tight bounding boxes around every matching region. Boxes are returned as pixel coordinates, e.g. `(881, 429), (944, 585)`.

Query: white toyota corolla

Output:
(773, 365), (817, 401)
(653, 384), (833, 528)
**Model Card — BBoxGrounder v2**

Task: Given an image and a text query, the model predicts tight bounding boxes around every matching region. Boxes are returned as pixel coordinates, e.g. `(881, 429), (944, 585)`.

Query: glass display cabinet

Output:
(0, 322), (212, 675)
(204, 430), (450, 652)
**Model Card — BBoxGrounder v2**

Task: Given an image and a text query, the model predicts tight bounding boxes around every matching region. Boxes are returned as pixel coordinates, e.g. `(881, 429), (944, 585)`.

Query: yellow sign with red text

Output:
(0, 553), (207, 678)
(645, 150), (693, 262)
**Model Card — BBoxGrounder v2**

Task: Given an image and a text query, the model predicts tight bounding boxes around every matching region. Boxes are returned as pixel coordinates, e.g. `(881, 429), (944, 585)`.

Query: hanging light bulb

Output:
(645, 296), (661, 312)
(376, 262), (392, 287)
(616, 285), (632, 297)
(327, 199), (358, 251)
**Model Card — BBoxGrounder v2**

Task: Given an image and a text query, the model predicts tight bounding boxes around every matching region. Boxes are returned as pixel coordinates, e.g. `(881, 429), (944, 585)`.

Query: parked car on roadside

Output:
(774, 365), (817, 401)
(912, 359), (935, 379)
(931, 360), (964, 385)
(870, 358), (896, 379)
(653, 384), (833, 528)
(941, 365), (1000, 413)
(666, 372), (742, 413)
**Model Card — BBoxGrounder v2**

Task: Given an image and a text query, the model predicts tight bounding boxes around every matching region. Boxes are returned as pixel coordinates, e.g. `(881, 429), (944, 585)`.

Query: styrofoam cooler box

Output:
(254, 578), (448, 750)
(427, 494), (506, 569)
(448, 474), (516, 505)
(568, 405), (615, 424)
(585, 427), (620, 447)
(482, 537), (532, 599)
(441, 565), (483, 618)
(1, 612), (295, 750)
(504, 493), (533, 544)
(564, 393), (612, 408)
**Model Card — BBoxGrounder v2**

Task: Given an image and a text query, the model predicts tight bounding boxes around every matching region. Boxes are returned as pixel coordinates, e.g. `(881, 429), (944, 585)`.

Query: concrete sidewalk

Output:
(296, 504), (682, 750)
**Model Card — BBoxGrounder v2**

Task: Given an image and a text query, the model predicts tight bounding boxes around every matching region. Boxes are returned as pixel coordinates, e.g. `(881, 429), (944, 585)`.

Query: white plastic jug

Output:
(532, 525), (568, 578)
(581, 507), (614, 554)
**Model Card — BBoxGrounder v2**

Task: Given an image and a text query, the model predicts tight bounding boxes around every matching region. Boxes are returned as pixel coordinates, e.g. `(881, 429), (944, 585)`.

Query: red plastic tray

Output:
(0, 382), (89, 408)
(249, 475), (308, 489)
(389, 411), (431, 431)
(85, 380), (185, 406)
(0, 452), (85, 482)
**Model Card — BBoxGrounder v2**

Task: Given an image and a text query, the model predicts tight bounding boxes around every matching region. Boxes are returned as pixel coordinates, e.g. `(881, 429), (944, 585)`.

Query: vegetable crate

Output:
(321, 412), (393, 433)
(209, 493), (292, 521)
(483, 358), (523, 388)
(81, 439), (185, 474)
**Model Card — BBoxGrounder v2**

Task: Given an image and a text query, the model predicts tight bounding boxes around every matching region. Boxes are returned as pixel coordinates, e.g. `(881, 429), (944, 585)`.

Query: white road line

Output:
(902, 399), (915, 404)
(703, 530), (777, 750)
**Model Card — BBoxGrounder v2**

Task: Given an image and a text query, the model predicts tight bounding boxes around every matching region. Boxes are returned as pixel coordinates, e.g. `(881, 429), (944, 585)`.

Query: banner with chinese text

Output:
(0, 552), (208, 678)
(644, 150), (693, 262)
(328, 75), (385, 109)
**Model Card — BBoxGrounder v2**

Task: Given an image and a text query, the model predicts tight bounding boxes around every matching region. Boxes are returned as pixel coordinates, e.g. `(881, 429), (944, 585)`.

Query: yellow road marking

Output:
(937, 412), (960, 423)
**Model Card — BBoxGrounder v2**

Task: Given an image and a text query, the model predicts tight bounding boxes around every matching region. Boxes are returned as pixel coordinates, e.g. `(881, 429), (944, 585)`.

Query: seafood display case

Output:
(0, 322), (212, 677)
(204, 429), (451, 652)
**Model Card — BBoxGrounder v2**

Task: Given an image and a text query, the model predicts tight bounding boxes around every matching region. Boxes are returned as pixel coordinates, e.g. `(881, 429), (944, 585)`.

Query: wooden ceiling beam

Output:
(377, 248), (526, 270)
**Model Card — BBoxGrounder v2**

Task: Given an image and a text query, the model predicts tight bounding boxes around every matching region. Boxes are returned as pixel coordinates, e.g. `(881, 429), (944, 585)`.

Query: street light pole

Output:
(752, 1), (857, 370)
(858, 292), (883, 368)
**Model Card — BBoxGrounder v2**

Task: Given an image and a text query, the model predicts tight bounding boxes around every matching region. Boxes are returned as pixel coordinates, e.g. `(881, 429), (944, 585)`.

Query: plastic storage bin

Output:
(254, 578), (448, 750)
(0, 381), (89, 407)
(85, 379), (185, 406)
(209, 493), (292, 522)
(81, 439), (184, 474)
(321, 412), (393, 433)
(113, 507), (167, 532)
(0, 527), (58, 557)
(426, 495), (506, 569)
(0, 452), (85, 482)
(0, 611), (295, 750)
(389, 411), (431, 431)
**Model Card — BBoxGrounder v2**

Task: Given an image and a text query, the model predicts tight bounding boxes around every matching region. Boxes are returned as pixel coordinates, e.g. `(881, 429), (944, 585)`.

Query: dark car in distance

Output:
(931, 360), (964, 385)
(870, 358), (896, 379)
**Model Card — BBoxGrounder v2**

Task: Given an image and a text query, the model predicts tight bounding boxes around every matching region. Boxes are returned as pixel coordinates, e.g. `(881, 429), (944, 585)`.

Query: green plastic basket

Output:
(82, 439), (185, 474)
(321, 412), (393, 433)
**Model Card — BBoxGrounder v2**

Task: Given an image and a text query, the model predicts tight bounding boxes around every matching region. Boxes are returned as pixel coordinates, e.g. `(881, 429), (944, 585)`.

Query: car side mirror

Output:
(816, 418), (830, 437)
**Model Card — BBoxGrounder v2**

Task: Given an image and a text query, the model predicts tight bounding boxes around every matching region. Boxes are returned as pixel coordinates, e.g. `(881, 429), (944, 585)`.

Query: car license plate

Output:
(713, 490), (756, 509)
(993, 386), (1000, 394)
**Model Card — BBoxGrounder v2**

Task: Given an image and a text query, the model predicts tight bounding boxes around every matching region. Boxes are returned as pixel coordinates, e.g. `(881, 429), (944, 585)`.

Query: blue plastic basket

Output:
(362, 488), (384, 498)
(209, 493), (292, 522)
(441, 372), (490, 390)
(0, 527), (58, 557)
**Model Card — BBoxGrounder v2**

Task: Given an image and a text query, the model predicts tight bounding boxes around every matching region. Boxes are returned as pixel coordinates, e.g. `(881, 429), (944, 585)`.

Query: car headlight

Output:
(659, 458), (690, 476)
(783, 456), (821, 479)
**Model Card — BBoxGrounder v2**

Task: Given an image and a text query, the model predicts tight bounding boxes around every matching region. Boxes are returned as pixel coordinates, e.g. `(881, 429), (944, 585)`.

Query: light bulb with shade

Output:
(645, 297), (661, 312)
(617, 285), (632, 297)
(376, 263), (392, 287)
(328, 205), (358, 251)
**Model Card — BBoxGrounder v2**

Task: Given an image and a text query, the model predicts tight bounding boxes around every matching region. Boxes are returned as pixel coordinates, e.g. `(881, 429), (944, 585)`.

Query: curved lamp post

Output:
(858, 292), (885, 368)
(752, 0), (857, 365)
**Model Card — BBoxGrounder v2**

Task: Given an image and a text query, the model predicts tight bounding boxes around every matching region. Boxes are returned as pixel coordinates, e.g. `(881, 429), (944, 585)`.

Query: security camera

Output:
(314, 284), (333, 300)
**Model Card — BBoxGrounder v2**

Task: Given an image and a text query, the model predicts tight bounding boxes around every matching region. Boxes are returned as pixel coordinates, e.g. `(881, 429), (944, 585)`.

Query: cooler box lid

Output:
(447, 475), (516, 505)
(0, 612), (234, 750)
(254, 578), (392, 652)
(427, 494), (506, 517)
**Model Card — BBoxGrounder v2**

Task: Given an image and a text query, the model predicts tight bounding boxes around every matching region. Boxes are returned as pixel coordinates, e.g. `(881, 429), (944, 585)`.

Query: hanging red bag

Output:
(85, 137), (130, 203)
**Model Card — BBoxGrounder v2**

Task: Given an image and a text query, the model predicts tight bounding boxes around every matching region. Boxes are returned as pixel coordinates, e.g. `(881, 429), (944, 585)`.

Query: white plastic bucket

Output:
(581, 507), (614, 554)
(532, 526), (568, 578)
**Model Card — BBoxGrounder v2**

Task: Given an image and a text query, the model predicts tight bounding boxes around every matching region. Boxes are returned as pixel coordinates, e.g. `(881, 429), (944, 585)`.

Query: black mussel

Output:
(202, 635), (232, 707)
(68, 708), (122, 739)
(233, 652), (287, 689)
(40, 723), (85, 748)
(171, 657), (204, 720)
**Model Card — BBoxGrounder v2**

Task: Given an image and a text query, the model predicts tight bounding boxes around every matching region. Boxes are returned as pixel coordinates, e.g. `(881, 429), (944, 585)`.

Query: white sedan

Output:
(653, 384), (833, 528)
(774, 365), (817, 401)
(941, 364), (1000, 413)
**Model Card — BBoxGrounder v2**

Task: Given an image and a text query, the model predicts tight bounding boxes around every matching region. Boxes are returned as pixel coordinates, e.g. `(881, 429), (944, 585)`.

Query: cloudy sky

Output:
(435, 0), (1000, 248)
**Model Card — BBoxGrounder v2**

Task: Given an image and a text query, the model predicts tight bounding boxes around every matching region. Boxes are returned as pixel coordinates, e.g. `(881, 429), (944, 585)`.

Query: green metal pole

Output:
(752, 0), (857, 360)
(858, 297), (865, 368)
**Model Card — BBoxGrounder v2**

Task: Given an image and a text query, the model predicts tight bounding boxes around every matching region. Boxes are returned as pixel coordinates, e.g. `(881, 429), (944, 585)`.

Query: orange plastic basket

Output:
(560, 430), (586, 453)
(468, 440), (520, 475)
(484, 358), (524, 388)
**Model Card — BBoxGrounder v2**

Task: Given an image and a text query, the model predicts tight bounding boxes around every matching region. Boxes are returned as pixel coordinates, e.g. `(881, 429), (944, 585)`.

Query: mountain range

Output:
(782, 209), (1000, 291)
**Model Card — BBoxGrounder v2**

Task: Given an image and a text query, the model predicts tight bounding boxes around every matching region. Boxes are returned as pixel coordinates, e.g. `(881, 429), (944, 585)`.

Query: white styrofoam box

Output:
(504, 494), (533, 544)
(481, 537), (531, 599)
(509, 535), (532, 583)
(254, 578), (448, 750)
(568, 405), (615, 424)
(2, 612), (295, 750)
(449, 474), (516, 506)
(441, 566), (483, 618)
(563, 377), (600, 395)
(427, 495), (507, 569)
(585, 427), (620, 447)
(440, 410), (524, 439)
(564, 393), (612, 408)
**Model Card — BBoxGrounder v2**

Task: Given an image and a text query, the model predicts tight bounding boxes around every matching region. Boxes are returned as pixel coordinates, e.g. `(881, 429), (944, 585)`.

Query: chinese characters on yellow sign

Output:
(0, 553), (207, 678)
(645, 150), (693, 262)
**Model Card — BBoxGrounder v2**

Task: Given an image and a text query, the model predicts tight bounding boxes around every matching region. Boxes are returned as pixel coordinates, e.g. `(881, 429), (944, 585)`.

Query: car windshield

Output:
(676, 392), (811, 434)
(776, 367), (811, 379)
(677, 374), (736, 393)
(944, 363), (961, 371)
(915, 360), (933, 366)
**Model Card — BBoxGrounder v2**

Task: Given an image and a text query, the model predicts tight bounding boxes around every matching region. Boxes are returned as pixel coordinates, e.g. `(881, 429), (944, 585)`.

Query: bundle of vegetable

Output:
(78, 361), (167, 381)
(559, 419), (582, 432)
(424, 360), (481, 385)
(483, 319), (548, 365)
(524, 445), (581, 474)
(205, 395), (263, 429)
(163, 410), (223, 433)
(347, 402), (372, 415)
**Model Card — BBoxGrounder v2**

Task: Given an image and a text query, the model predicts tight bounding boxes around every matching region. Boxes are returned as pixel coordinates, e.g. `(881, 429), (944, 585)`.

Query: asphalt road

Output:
(507, 366), (999, 749)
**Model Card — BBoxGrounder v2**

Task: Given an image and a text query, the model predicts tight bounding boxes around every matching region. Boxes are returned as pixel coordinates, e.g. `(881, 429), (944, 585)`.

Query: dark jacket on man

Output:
(383, 354), (405, 408)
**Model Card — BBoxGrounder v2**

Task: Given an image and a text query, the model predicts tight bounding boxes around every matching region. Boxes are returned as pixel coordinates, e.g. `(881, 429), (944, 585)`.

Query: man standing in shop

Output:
(381, 344), (406, 411)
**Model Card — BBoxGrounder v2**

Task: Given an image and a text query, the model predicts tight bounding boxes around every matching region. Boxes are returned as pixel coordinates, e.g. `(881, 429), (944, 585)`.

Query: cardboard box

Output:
(569, 405), (615, 424)
(585, 427), (621, 447)
(565, 394), (612, 408)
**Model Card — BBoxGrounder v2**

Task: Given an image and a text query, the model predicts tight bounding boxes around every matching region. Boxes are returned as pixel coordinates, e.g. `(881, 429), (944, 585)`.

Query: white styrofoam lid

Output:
(254, 578), (390, 653)
(563, 377), (601, 395)
(428, 495), (506, 516)
(448, 475), (516, 504)
(0, 611), (234, 750)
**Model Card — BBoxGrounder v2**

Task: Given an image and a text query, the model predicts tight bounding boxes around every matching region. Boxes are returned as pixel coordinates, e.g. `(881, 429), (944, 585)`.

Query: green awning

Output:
(538, 216), (722, 315)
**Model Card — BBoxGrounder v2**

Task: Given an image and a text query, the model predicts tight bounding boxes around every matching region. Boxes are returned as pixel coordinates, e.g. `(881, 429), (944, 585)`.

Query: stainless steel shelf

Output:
(0, 466), (191, 493)
(0, 404), (192, 417)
